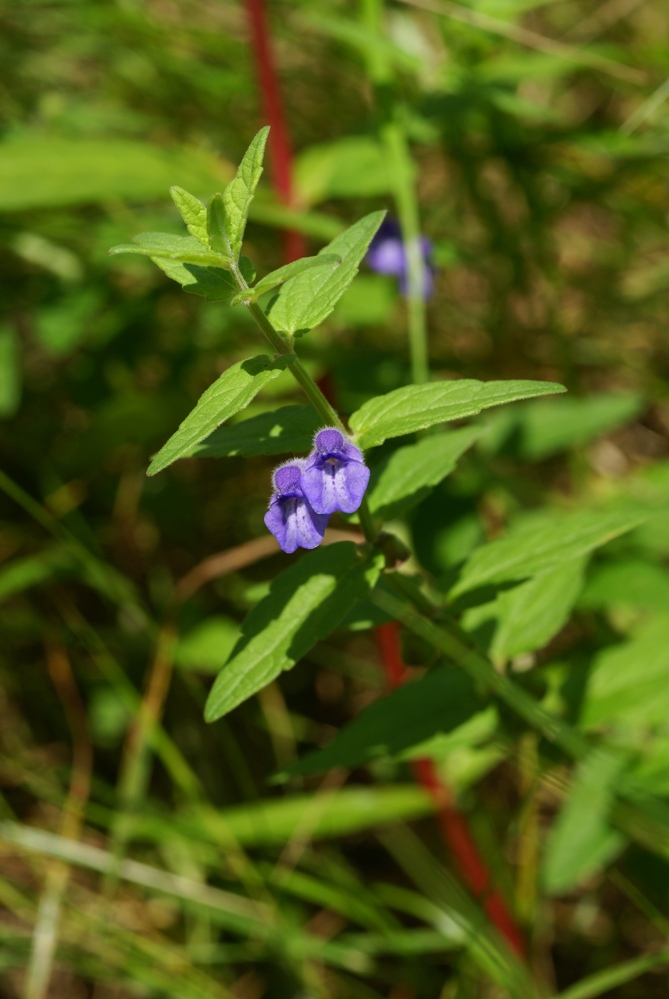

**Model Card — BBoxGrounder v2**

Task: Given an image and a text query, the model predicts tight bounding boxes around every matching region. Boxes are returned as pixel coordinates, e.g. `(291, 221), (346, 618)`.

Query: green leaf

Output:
(202, 786), (435, 847)
(147, 354), (295, 476)
(450, 502), (650, 598)
(204, 542), (384, 721)
(170, 186), (209, 245)
(268, 211), (386, 335)
(294, 135), (392, 205)
(279, 667), (484, 778)
(481, 391), (645, 460)
(579, 558), (669, 613)
(231, 254), (342, 304)
(109, 232), (227, 266)
(350, 379), (566, 449)
(581, 616), (669, 730)
(368, 427), (482, 520)
(0, 136), (229, 211)
(0, 323), (21, 418)
(192, 405), (321, 458)
(150, 259), (237, 300)
(488, 557), (587, 665)
(206, 192), (228, 256)
(150, 254), (254, 301)
(175, 618), (240, 674)
(221, 126), (270, 261)
(543, 749), (627, 895)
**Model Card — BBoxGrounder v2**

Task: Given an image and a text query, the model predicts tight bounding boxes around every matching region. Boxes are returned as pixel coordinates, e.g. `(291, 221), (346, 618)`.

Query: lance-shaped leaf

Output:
(204, 542), (384, 721)
(450, 502), (650, 599)
(268, 211), (385, 335)
(109, 231), (227, 266)
(170, 186), (209, 245)
(148, 354), (295, 476)
(149, 254), (254, 301)
(192, 405), (321, 458)
(368, 427), (482, 520)
(231, 254), (342, 305)
(350, 379), (566, 449)
(210, 126), (269, 261)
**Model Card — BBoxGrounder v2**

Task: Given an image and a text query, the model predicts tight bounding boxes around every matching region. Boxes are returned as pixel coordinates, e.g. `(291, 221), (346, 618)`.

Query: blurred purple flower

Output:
(301, 428), (370, 516)
(366, 218), (434, 298)
(264, 460), (329, 553)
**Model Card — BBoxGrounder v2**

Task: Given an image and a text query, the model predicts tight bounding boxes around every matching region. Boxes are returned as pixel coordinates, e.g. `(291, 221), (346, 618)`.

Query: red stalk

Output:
(376, 622), (526, 958)
(244, 0), (307, 263)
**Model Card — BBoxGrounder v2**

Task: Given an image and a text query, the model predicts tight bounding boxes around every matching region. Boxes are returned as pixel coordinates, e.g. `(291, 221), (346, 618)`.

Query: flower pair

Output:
(264, 428), (370, 553)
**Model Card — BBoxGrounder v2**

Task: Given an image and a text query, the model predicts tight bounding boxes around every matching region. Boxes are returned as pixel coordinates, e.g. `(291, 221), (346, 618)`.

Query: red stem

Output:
(244, 0), (307, 263)
(376, 622), (525, 958)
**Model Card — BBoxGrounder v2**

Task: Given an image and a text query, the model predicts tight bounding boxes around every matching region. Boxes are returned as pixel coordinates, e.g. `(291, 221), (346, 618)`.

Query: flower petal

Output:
(264, 496), (328, 553)
(302, 458), (370, 515)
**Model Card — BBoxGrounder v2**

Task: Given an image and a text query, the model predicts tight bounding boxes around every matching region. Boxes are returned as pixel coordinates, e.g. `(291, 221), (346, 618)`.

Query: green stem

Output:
(231, 262), (379, 544)
(361, 0), (430, 386)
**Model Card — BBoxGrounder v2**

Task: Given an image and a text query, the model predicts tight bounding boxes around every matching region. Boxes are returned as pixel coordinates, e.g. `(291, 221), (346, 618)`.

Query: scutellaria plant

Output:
(109, 125), (568, 724)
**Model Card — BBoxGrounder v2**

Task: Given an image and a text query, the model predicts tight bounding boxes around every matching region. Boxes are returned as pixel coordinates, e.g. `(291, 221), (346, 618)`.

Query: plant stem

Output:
(362, 0), (430, 385)
(231, 262), (379, 544)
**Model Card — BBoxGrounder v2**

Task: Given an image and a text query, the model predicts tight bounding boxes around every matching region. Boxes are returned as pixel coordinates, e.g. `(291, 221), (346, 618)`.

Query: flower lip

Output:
(272, 460), (306, 495)
(314, 428), (345, 455)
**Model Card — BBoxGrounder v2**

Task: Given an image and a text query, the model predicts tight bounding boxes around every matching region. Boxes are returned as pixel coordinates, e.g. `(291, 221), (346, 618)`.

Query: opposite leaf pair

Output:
(264, 428), (370, 553)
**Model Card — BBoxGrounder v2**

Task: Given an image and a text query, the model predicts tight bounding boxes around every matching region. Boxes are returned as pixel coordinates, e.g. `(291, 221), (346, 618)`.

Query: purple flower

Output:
(264, 460), (330, 553)
(301, 428), (370, 516)
(366, 218), (434, 298)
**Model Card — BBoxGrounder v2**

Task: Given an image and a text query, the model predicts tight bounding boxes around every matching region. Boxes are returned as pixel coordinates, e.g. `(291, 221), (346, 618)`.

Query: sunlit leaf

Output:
(268, 211), (385, 335)
(148, 354), (295, 476)
(351, 380), (566, 449)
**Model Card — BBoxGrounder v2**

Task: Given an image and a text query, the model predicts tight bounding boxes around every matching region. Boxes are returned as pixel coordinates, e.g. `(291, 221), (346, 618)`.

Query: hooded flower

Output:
(264, 460), (330, 554)
(366, 218), (434, 298)
(301, 428), (370, 516)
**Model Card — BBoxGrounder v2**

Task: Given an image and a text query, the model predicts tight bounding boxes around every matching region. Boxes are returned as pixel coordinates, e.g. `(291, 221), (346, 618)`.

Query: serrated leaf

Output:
(170, 186), (209, 245)
(350, 379), (566, 449)
(109, 231), (226, 266)
(268, 211), (385, 335)
(543, 749), (627, 895)
(368, 427), (482, 520)
(450, 502), (650, 598)
(192, 405), (321, 458)
(231, 254), (342, 304)
(147, 354), (295, 476)
(204, 542), (384, 721)
(150, 258), (237, 300)
(279, 667), (484, 778)
(221, 126), (270, 261)
(489, 558), (587, 665)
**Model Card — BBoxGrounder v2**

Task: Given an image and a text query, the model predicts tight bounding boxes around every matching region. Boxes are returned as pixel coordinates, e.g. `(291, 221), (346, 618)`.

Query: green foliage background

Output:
(1, 1), (669, 997)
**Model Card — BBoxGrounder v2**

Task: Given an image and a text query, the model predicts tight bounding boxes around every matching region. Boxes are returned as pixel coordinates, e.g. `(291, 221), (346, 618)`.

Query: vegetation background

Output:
(1, 1), (669, 997)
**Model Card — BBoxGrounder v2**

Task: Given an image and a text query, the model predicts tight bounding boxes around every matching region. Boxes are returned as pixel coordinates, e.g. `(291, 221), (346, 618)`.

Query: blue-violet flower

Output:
(301, 428), (370, 516)
(366, 218), (434, 298)
(264, 460), (330, 554)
